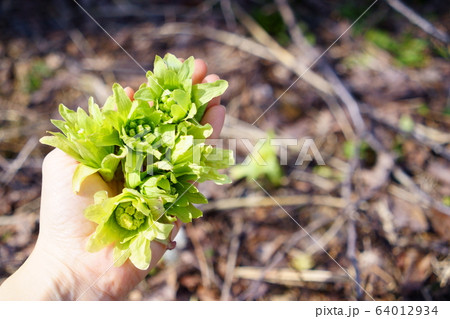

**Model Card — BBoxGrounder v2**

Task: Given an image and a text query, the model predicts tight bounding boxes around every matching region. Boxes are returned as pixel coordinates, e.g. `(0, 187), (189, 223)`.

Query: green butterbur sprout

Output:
(114, 202), (146, 231)
(231, 134), (283, 186)
(40, 53), (233, 270)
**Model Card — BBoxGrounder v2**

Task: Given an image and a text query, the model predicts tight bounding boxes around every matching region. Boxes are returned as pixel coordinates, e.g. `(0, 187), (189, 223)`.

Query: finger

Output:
(202, 74), (220, 83)
(124, 87), (135, 101)
(171, 219), (183, 241)
(192, 59), (207, 85)
(40, 149), (111, 235)
(139, 219), (182, 274)
(42, 149), (114, 199)
(125, 86), (154, 107)
(201, 104), (226, 139)
(149, 218), (182, 252)
(202, 74), (221, 108)
(42, 149), (78, 176)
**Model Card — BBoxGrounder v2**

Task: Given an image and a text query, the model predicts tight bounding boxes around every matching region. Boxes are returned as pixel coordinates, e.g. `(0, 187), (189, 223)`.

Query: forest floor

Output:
(0, 0), (449, 300)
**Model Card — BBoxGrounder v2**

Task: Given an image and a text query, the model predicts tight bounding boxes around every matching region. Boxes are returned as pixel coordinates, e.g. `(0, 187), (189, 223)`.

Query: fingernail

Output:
(167, 240), (177, 250)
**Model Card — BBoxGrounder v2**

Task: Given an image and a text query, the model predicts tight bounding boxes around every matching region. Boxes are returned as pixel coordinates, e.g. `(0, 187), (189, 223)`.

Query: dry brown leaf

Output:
(391, 197), (428, 233)
(429, 208), (450, 241)
(398, 249), (432, 292)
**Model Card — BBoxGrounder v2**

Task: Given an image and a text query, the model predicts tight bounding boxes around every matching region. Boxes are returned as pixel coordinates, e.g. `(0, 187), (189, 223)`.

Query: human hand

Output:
(0, 59), (226, 300)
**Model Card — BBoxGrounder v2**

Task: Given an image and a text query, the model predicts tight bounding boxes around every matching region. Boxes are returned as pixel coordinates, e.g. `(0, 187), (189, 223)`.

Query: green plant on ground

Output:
(25, 60), (53, 93)
(366, 29), (429, 67)
(231, 134), (283, 186)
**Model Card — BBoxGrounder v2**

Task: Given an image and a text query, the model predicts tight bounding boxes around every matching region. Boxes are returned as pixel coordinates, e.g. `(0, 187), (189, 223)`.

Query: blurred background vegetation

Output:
(0, 0), (449, 300)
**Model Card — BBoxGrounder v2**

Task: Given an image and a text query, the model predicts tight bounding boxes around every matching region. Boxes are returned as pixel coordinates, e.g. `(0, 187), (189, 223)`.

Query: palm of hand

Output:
(38, 149), (154, 300)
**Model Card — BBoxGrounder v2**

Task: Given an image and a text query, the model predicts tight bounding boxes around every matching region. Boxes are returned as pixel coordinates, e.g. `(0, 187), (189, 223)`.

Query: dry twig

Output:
(235, 267), (349, 287)
(0, 137), (38, 185)
(220, 217), (243, 300)
(385, 0), (449, 44)
(231, 3), (333, 96)
(360, 104), (450, 161)
(157, 23), (275, 62)
(202, 195), (346, 212)
(242, 216), (332, 300)
(185, 223), (215, 289)
(275, 0), (370, 299)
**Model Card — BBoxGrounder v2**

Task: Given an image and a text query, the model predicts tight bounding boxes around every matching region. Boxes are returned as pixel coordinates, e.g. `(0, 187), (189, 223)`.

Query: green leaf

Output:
(399, 114), (415, 132)
(99, 147), (127, 181)
(88, 97), (102, 124)
(192, 80), (228, 116)
(153, 160), (174, 171)
(134, 86), (159, 102)
(187, 203), (203, 219)
(167, 205), (191, 223)
(178, 56), (194, 82)
(172, 135), (194, 163)
(76, 107), (90, 132)
(40, 135), (81, 162)
(230, 136), (282, 186)
(58, 104), (77, 123)
(170, 103), (187, 122)
(182, 122), (213, 139)
(128, 233), (151, 270)
(86, 217), (126, 252)
(163, 53), (183, 71)
(343, 140), (356, 160)
(72, 164), (100, 193)
(84, 195), (115, 225)
(112, 83), (132, 118)
(49, 119), (68, 133)
(153, 222), (174, 241)
(102, 95), (115, 111)
(172, 89), (191, 109)
(155, 124), (176, 148)
(113, 244), (131, 267)
(124, 149), (145, 188)
(187, 191), (208, 204)
(153, 55), (167, 80)
(167, 203), (202, 223)
(92, 130), (120, 147)
(157, 177), (171, 191)
(163, 69), (180, 90)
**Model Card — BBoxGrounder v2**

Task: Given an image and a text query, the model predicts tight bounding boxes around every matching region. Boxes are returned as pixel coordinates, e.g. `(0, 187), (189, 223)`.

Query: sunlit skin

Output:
(0, 59), (226, 300)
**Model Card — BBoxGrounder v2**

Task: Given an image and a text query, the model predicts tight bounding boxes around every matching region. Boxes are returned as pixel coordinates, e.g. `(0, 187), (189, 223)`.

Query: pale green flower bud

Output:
(114, 202), (146, 230)
(125, 119), (154, 151)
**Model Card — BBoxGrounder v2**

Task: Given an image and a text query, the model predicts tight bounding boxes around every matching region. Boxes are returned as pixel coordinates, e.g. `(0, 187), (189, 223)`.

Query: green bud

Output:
(114, 202), (146, 230)
(159, 90), (177, 113)
(125, 205), (135, 216)
(115, 206), (124, 215)
(134, 210), (145, 220)
(126, 119), (154, 141)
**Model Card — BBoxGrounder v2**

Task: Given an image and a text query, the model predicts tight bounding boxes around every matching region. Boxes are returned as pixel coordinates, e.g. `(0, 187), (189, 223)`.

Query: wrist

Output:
(0, 243), (76, 300)
(33, 241), (124, 301)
